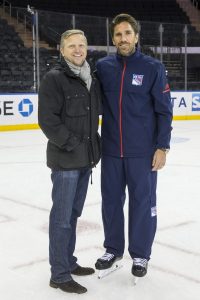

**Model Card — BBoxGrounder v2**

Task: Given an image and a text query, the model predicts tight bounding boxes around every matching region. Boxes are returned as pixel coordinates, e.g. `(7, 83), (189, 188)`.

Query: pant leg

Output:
(101, 155), (126, 257)
(125, 157), (157, 260)
(49, 170), (80, 283)
(68, 168), (91, 271)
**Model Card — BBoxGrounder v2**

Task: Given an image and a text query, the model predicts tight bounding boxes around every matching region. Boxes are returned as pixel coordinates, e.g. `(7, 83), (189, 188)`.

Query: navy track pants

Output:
(101, 155), (157, 260)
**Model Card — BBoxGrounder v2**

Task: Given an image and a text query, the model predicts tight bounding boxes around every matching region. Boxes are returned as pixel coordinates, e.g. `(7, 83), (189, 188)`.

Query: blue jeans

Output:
(49, 168), (91, 283)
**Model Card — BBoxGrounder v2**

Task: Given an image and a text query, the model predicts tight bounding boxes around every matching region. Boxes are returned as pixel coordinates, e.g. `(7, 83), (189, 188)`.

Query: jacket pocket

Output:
(65, 94), (89, 117)
(59, 142), (89, 169)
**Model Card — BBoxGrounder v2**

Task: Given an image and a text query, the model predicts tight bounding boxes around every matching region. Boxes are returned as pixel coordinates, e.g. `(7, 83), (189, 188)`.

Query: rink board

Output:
(0, 91), (200, 131)
(172, 91), (200, 120)
(0, 93), (39, 131)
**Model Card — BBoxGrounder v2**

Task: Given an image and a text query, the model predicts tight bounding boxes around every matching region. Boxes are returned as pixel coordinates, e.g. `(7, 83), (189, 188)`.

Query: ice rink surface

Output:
(0, 120), (200, 300)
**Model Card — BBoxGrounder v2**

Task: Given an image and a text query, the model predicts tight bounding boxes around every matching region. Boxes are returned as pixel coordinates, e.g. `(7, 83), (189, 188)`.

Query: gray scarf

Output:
(65, 59), (92, 91)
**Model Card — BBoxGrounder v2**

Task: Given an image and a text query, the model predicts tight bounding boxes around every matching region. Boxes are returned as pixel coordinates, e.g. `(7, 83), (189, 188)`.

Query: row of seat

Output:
(9, 0), (190, 21)
(191, 0), (200, 9)
(0, 17), (53, 91)
(4, 1), (200, 48)
(0, 7), (200, 93)
(0, 80), (35, 92)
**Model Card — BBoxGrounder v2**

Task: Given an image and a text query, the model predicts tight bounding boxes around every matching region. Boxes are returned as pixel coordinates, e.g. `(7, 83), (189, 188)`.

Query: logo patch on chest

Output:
(132, 74), (144, 86)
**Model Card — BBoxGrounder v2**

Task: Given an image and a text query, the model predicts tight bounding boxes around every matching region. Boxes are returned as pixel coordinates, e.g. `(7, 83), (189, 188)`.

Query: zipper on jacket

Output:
(88, 85), (95, 168)
(76, 76), (96, 168)
(119, 61), (126, 157)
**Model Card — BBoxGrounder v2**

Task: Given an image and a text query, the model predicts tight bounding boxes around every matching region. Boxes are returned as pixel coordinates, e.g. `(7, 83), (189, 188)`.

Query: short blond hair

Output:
(60, 29), (87, 49)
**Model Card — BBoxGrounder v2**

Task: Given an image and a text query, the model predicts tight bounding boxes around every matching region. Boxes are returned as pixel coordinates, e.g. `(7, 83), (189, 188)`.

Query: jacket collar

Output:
(116, 47), (141, 63)
(60, 56), (77, 78)
(54, 55), (96, 80)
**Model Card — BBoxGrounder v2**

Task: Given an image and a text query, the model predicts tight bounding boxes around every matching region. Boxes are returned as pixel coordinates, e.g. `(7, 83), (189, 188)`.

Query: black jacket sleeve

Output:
(38, 71), (80, 151)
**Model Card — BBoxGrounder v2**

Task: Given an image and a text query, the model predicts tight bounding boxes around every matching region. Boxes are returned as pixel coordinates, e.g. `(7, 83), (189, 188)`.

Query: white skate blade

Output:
(133, 276), (139, 285)
(98, 262), (123, 279)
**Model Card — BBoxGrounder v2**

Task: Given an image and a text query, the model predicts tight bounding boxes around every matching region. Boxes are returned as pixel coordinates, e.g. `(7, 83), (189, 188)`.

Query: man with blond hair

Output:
(38, 29), (102, 294)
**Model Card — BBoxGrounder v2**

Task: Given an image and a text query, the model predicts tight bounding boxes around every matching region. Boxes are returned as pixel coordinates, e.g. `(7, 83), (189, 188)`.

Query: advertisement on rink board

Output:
(0, 91), (200, 131)
(172, 91), (200, 119)
(0, 93), (39, 130)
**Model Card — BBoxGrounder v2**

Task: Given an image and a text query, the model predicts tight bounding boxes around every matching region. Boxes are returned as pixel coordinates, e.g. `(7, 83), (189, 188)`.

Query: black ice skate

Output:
(95, 252), (123, 279)
(132, 258), (148, 285)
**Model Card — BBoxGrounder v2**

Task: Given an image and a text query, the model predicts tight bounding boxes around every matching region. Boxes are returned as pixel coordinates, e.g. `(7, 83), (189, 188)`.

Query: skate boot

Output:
(132, 258), (148, 285)
(95, 252), (123, 279)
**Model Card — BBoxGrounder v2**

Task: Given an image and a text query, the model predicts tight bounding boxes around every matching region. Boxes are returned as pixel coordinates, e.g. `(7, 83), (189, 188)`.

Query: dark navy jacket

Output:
(96, 49), (173, 158)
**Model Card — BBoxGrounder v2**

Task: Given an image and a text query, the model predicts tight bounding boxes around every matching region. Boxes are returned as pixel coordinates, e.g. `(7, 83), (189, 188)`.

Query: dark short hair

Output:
(110, 14), (139, 38)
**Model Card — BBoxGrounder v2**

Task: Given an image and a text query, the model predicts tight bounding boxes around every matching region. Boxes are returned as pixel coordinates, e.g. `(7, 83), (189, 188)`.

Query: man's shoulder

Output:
(48, 64), (63, 75)
(42, 65), (64, 81)
(139, 52), (164, 70)
(97, 54), (116, 66)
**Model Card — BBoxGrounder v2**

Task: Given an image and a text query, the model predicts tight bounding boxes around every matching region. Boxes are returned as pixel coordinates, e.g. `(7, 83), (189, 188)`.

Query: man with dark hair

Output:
(110, 13), (139, 38)
(95, 14), (172, 279)
(38, 29), (102, 294)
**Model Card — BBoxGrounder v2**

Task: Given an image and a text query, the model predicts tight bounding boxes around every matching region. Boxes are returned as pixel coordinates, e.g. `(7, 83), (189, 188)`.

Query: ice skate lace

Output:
(100, 253), (115, 261)
(133, 258), (147, 268)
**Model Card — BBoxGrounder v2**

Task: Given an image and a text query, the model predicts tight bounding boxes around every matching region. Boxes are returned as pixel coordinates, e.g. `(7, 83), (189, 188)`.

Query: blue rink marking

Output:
(171, 137), (190, 143)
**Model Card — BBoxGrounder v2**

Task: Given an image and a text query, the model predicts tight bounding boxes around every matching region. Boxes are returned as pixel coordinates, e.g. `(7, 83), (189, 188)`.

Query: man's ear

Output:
(112, 39), (116, 46)
(135, 34), (139, 44)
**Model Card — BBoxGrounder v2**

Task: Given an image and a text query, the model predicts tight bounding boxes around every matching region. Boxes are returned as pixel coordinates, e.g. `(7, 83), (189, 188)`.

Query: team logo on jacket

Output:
(132, 74), (144, 86)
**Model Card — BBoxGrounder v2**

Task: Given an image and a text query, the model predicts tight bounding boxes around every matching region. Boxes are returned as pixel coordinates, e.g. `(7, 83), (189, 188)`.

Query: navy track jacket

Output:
(96, 49), (173, 158)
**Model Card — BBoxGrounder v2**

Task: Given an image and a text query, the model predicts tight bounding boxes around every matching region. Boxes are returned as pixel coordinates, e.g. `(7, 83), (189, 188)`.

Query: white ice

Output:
(0, 120), (200, 300)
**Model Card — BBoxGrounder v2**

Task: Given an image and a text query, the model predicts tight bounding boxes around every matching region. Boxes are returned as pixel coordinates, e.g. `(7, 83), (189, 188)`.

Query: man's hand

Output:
(152, 149), (167, 171)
